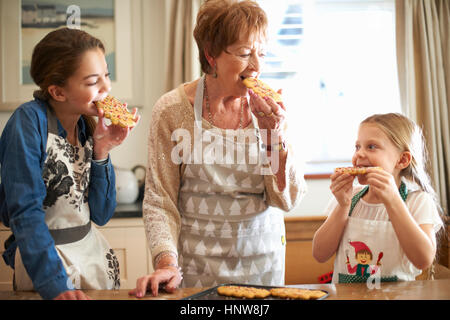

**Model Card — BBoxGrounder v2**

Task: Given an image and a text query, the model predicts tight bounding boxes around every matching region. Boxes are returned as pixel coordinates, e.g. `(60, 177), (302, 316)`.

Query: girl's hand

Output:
(330, 172), (354, 208)
(54, 290), (91, 300)
(365, 168), (400, 204)
(92, 106), (140, 160)
(248, 89), (287, 145)
(129, 266), (183, 298)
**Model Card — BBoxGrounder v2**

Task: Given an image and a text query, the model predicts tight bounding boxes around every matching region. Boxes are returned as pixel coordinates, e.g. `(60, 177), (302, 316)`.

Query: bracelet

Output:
(92, 157), (109, 165)
(154, 250), (178, 267)
(159, 263), (179, 269)
(262, 141), (286, 152)
(158, 263), (184, 278)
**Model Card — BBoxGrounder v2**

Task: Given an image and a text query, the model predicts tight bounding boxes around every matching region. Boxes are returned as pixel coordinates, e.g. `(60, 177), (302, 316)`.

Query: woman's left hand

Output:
(365, 168), (401, 204)
(92, 105), (140, 160)
(248, 89), (287, 145)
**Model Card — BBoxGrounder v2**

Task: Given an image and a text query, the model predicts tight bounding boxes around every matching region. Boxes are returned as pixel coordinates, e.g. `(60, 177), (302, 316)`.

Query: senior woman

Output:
(130, 0), (306, 298)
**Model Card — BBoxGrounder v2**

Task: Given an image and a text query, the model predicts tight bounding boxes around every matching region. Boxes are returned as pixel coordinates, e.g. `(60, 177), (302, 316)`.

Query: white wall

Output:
(287, 179), (332, 217)
(108, 0), (166, 171)
(0, 0), (331, 217)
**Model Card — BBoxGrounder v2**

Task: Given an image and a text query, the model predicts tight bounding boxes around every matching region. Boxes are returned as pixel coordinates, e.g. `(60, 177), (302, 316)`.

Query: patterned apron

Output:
(332, 182), (421, 283)
(14, 108), (120, 292)
(178, 75), (286, 288)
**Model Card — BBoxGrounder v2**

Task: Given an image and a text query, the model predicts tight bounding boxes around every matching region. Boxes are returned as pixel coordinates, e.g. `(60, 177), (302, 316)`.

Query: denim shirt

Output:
(0, 98), (117, 299)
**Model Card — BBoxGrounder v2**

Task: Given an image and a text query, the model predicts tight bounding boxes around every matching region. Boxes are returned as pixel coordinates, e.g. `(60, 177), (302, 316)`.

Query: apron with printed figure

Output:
(332, 181), (421, 283)
(14, 107), (120, 291)
(178, 75), (286, 287)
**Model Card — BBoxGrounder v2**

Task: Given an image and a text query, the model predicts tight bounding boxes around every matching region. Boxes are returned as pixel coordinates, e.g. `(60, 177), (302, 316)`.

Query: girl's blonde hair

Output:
(361, 113), (436, 199)
(362, 113), (447, 270)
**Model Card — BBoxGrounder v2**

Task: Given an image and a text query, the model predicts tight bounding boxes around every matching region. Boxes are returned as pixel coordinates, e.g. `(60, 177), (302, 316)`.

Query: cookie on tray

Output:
(217, 285), (271, 299)
(270, 287), (326, 300)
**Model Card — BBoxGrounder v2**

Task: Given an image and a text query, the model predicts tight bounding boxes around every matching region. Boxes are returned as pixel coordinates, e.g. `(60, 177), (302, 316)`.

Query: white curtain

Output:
(396, 0), (450, 218)
(164, 0), (203, 91)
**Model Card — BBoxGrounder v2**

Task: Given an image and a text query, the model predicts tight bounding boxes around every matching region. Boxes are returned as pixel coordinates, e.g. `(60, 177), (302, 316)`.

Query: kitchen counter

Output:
(112, 201), (142, 218)
(1, 279), (449, 300)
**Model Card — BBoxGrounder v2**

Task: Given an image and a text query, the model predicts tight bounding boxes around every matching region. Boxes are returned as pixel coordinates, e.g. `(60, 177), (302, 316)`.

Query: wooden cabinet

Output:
(0, 224), (14, 290)
(97, 218), (153, 290)
(284, 216), (334, 284)
(97, 218), (153, 289)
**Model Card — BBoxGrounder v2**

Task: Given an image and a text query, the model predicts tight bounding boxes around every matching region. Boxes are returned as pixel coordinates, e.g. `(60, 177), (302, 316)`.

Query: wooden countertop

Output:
(1, 279), (449, 300)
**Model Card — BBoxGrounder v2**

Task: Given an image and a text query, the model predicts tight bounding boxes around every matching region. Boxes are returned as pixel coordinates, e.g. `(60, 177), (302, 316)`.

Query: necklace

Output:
(204, 76), (244, 129)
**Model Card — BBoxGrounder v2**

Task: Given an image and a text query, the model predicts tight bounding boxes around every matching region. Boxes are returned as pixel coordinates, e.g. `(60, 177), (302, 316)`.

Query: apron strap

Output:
(348, 181), (408, 216)
(46, 106), (59, 135)
(193, 75), (205, 128)
(49, 221), (91, 245)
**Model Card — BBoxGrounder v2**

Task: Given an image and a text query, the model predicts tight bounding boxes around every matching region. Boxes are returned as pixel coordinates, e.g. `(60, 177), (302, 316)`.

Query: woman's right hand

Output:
(330, 172), (354, 208)
(128, 266), (183, 298)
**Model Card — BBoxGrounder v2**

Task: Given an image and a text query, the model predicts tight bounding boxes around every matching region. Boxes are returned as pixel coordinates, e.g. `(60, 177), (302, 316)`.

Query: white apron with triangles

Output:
(178, 76), (286, 288)
(14, 108), (120, 293)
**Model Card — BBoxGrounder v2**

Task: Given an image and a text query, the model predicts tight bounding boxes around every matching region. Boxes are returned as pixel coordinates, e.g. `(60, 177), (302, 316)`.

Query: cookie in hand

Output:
(334, 166), (383, 175)
(243, 77), (282, 103)
(95, 95), (137, 128)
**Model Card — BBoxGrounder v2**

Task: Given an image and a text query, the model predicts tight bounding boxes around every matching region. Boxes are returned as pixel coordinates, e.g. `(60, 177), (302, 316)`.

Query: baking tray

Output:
(183, 283), (329, 300)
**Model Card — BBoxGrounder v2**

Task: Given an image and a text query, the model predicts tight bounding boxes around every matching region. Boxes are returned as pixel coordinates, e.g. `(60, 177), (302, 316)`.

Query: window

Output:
(257, 0), (401, 176)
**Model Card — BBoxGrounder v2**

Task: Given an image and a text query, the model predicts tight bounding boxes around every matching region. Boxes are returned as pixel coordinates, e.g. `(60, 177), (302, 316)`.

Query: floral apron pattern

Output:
(178, 75), (286, 288)
(14, 108), (120, 291)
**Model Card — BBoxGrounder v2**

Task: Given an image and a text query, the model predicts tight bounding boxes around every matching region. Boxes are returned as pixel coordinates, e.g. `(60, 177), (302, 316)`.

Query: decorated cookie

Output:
(95, 95), (137, 128)
(334, 166), (383, 175)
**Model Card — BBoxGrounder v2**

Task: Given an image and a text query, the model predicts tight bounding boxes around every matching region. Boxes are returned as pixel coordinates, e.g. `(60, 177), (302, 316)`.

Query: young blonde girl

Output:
(313, 113), (444, 283)
(0, 28), (139, 299)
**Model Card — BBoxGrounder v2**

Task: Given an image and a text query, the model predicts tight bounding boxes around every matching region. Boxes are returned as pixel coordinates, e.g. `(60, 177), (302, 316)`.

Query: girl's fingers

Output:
(331, 179), (352, 195)
(330, 175), (353, 194)
(132, 114), (141, 128)
(331, 173), (353, 185)
(97, 108), (105, 118)
(366, 172), (390, 187)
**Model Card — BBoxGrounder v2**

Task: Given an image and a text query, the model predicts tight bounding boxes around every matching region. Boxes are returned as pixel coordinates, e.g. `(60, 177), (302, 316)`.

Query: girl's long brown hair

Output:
(30, 27), (105, 136)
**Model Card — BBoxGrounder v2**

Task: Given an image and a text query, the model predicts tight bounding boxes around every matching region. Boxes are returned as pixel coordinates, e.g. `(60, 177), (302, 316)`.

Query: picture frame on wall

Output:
(0, 0), (143, 111)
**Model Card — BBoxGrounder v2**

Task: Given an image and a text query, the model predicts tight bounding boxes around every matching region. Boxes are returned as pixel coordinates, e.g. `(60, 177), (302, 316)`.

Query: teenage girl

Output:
(312, 113), (443, 283)
(0, 28), (139, 299)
